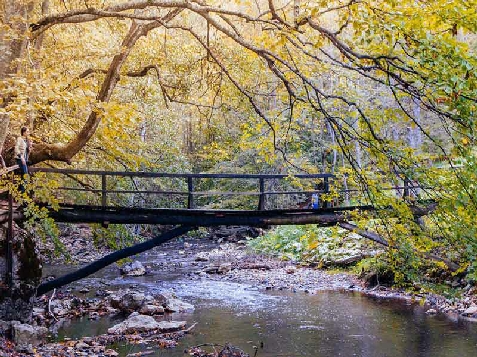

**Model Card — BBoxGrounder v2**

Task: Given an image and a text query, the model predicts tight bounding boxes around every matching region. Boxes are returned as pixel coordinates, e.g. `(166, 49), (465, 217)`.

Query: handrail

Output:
(31, 167), (334, 211)
(30, 167), (334, 179)
(2, 166), (430, 219)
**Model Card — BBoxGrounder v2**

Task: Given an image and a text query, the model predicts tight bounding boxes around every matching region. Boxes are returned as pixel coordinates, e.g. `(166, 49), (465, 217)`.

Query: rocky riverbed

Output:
(0, 288), (196, 356)
(177, 238), (477, 321)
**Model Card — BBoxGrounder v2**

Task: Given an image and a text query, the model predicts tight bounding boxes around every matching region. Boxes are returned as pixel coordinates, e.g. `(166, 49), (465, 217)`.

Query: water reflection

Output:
(56, 280), (477, 357)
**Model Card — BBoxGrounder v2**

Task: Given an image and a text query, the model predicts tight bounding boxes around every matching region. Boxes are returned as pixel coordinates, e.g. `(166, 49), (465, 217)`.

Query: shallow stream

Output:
(45, 242), (477, 357)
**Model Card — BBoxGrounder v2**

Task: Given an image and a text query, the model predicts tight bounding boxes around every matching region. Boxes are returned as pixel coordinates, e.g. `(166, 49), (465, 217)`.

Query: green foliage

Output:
(0, 172), (64, 257)
(248, 225), (371, 265)
(92, 224), (139, 250)
(354, 257), (389, 276)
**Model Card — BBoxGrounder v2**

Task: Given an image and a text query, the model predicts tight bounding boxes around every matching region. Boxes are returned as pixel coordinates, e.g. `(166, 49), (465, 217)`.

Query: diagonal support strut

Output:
(36, 225), (194, 296)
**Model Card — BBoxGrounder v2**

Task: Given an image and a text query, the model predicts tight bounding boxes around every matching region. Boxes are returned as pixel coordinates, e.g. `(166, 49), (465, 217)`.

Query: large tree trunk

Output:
(0, 224), (42, 322)
(0, 1), (33, 156)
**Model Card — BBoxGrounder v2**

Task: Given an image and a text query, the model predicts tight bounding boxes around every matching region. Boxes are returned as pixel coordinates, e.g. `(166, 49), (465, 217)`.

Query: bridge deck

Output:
(47, 204), (374, 226)
(0, 166), (431, 296)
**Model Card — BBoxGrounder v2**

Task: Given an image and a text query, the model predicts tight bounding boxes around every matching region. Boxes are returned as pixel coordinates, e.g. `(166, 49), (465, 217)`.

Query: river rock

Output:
(49, 300), (70, 317)
(12, 323), (48, 347)
(32, 307), (46, 316)
(164, 296), (195, 312)
(463, 306), (477, 316)
(110, 292), (146, 313)
(120, 261), (146, 276)
(153, 293), (168, 306)
(210, 226), (263, 242)
(0, 320), (13, 335)
(286, 266), (297, 274)
(195, 253), (209, 262)
(144, 294), (155, 304)
(217, 344), (250, 357)
(107, 312), (186, 334)
(75, 342), (90, 350)
(155, 320), (188, 332)
(218, 263), (232, 274)
(140, 304), (165, 315)
(204, 263), (232, 274)
(204, 264), (220, 274)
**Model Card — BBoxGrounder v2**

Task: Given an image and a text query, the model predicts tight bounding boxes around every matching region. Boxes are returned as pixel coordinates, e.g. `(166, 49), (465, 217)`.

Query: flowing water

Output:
(47, 244), (477, 357)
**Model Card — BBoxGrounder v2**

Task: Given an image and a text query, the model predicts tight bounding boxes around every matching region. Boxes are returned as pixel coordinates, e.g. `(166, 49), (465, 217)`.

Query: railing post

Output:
(187, 177), (194, 209)
(258, 178), (265, 211)
(343, 173), (350, 207)
(322, 176), (330, 208)
(101, 174), (107, 208)
(403, 177), (410, 199)
(6, 183), (14, 288)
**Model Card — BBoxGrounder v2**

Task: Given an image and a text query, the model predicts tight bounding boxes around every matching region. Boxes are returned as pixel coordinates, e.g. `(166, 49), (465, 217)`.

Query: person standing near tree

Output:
(14, 126), (30, 192)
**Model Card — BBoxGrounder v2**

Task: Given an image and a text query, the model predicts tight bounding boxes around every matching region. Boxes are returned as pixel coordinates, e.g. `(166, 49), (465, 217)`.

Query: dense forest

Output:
(1, 0), (477, 304)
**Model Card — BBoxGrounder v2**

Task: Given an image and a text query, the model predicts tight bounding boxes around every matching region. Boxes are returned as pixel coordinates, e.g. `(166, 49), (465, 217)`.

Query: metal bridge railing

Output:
(29, 167), (335, 211)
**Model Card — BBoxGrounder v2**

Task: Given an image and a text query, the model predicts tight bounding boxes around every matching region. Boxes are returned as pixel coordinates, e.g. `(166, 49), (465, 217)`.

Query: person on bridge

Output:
(14, 126), (31, 193)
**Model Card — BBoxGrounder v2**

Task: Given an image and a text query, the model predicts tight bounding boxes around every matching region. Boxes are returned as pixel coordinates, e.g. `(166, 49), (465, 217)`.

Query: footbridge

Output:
(0, 165), (427, 295)
(2, 166), (400, 226)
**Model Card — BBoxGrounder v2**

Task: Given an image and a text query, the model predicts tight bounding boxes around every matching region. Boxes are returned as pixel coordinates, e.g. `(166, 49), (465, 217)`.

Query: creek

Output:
(44, 240), (477, 357)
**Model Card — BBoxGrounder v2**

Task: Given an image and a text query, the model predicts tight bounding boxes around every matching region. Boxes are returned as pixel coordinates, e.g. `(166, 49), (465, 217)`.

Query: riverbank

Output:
(179, 238), (477, 322)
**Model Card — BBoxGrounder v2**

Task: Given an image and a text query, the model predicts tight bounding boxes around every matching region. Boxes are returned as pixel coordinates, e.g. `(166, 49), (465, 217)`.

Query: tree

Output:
(1, 0), (476, 280)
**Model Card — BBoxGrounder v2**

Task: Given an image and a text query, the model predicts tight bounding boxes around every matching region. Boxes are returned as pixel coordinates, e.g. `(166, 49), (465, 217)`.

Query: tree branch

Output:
(29, 9), (182, 164)
(338, 222), (459, 271)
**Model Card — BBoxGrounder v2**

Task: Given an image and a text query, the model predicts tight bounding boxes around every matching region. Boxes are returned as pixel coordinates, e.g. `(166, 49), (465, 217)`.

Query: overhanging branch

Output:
(338, 221), (459, 271)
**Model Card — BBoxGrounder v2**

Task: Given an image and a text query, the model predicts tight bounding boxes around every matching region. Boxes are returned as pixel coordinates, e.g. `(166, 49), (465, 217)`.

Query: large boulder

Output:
(107, 312), (186, 334)
(110, 290), (194, 315)
(139, 304), (164, 315)
(110, 292), (145, 314)
(164, 295), (195, 313)
(12, 323), (48, 348)
(120, 261), (146, 276)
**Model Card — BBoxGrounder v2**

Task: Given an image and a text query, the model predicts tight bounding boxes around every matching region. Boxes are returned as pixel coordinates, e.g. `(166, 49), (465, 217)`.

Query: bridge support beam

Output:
(36, 225), (194, 296)
(48, 206), (361, 227)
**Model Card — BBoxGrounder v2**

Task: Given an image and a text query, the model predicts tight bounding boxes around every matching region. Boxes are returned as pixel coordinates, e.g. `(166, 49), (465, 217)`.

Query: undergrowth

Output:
(248, 225), (376, 266)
